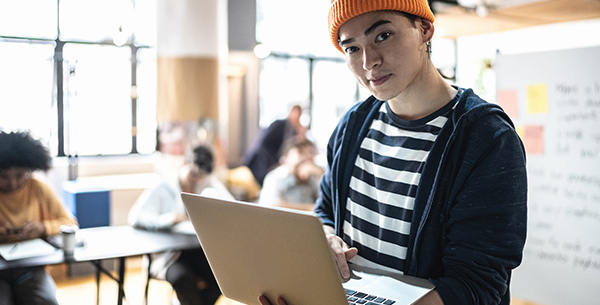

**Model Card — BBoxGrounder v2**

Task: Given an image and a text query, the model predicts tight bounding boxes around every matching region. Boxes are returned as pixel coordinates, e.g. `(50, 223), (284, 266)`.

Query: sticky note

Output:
(497, 89), (519, 118)
(515, 126), (524, 141)
(523, 125), (544, 155)
(527, 83), (549, 114)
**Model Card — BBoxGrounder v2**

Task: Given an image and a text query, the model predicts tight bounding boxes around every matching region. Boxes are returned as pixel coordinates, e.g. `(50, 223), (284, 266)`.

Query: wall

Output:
(454, 18), (600, 102)
(453, 18), (600, 305)
(496, 45), (600, 305)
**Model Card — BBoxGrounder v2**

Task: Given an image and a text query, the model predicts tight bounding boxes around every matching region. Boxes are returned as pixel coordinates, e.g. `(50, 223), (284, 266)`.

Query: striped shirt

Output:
(343, 99), (457, 274)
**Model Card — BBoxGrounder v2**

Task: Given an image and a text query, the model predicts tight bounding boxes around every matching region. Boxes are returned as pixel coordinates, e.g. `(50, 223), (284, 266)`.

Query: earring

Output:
(426, 41), (432, 60)
(426, 41), (432, 74)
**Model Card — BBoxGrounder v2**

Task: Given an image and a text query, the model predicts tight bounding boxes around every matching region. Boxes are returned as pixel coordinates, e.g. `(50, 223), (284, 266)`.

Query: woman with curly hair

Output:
(0, 130), (78, 305)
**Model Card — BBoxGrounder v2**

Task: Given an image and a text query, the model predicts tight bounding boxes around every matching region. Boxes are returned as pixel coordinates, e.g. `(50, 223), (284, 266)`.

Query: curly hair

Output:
(0, 130), (52, 171)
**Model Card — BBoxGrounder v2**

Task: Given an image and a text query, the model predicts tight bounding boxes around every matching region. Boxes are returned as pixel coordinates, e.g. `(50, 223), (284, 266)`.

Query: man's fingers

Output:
(326, 233), (359, 279)
(257, 295), (287, 305)
(258, 295), (270, 305)
(345, 247), (358, 261)
(335, 249), (351, 279)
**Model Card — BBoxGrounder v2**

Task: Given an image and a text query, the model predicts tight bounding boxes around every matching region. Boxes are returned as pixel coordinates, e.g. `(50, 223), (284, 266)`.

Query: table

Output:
(0, 226), (200, 305)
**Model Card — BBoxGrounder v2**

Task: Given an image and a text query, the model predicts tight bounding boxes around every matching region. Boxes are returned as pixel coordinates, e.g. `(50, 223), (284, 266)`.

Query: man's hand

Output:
(326, 233), (358, 279)
(322, 225), (358, 279)
(293, 160), (324, 183)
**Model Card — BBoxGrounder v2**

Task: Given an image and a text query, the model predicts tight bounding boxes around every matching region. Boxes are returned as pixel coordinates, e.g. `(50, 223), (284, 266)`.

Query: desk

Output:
(0, 226), (200, 305)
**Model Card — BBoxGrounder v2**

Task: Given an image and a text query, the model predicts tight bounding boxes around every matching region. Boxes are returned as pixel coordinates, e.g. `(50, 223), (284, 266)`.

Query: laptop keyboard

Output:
(345, 288), (396, 305)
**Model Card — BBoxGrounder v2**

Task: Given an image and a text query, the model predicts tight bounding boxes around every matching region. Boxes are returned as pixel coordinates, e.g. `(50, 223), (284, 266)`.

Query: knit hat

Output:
(328, 0), (435, 53)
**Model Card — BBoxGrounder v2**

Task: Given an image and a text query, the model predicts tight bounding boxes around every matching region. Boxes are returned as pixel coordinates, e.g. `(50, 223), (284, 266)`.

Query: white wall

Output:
(455, 18), (600, 102)
(453, 18), (600, 305)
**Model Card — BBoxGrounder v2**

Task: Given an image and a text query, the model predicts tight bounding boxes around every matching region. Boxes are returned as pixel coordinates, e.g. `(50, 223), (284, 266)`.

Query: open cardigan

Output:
(314, 88), (528, 305)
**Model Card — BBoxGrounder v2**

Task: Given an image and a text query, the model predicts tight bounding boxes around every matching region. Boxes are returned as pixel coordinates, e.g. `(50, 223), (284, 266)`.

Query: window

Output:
(63, 44), (132, 155)
(0, 0), (156, 156)
(0, 41), (57, 152)
(0, 0), (58, 39)
(256, 0), (364, 151)
(258, 56), (311, 126)
(136, 48), (158, 154)
(311, 60), (370, 149)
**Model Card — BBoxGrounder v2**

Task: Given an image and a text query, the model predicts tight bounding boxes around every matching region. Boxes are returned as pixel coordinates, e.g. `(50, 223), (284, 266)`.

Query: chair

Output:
(142, 254), (177, 305)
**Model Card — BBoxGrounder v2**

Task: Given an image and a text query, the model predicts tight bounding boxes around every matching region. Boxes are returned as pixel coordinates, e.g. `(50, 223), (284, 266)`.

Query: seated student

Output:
(0, 130), (78, 305)
(128, 145), (233, 305)
(258, 137), (324, 211)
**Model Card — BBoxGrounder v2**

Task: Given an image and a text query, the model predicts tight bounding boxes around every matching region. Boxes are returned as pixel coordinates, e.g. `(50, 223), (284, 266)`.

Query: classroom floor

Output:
(50, 256), (542, 305)
(50, 255), (243, 305)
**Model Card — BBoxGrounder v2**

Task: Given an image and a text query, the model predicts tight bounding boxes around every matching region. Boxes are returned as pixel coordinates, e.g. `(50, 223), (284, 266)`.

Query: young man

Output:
(258, 136), (324, 211)
(128, 145), (234, 305)
(259, 1), (527, 304)
(0, 130), (78, 305)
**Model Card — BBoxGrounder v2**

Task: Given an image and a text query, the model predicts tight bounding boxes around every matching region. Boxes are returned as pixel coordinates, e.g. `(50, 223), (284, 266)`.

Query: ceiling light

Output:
(457, 0), (481, 8)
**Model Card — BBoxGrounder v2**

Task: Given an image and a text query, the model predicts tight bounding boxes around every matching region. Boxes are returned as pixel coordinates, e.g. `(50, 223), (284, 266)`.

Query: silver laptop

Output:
(181, 193), (434, 305)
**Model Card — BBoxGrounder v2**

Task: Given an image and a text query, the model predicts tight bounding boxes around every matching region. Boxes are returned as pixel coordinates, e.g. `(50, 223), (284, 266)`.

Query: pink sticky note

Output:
(523, 125), (544, 155)
(497, 89), (519, 119)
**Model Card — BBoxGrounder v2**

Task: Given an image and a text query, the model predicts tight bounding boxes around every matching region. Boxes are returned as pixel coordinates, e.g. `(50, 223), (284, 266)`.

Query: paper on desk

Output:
(0, 238), (58, 261)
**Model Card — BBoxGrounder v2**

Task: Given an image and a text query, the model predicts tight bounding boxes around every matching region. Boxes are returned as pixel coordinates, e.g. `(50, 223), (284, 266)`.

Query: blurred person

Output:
(258, 137), (324, 211)
(128, 145), (233, 305)
(244, 105), (307, 186)
(0, 130), (78, 305)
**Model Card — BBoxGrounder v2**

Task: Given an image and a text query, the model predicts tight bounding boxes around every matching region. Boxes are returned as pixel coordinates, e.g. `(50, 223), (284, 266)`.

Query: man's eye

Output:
(344, 46), (358, 54)
(376, 32), (391, 42)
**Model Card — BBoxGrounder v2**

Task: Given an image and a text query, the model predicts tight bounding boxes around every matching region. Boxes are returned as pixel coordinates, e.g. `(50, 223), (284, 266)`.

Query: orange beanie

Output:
(328, 0), (435, 53)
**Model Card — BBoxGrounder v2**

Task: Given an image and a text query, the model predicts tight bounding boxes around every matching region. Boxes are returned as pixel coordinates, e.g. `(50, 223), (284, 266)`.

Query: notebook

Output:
(0, 238), (58, 261)
(181, 193), (434, 305)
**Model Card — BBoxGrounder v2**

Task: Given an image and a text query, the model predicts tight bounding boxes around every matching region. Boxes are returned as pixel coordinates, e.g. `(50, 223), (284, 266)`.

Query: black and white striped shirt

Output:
(343, 99), (457, 274)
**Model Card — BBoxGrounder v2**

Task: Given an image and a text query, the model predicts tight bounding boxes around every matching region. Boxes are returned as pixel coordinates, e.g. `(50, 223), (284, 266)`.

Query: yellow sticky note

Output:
(515, 126), (524, 141)
(527, 83), (548, 114)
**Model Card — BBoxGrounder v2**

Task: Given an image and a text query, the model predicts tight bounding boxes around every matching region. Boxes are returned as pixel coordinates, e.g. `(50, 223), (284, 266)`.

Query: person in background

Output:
(258, 136), (324, 211)
(0, 130), (78, 305)
(243, 104), (307, 186)
(259, 0), (527, 304)
(128, 145), (233, 305)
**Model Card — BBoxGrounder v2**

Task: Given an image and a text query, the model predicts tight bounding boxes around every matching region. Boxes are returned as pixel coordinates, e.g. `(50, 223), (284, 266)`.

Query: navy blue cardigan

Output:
(314, 89), (527, 305)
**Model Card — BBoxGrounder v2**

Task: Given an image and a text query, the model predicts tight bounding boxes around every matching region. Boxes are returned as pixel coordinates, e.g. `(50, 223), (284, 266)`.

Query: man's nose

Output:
(362, 46), (382, 71)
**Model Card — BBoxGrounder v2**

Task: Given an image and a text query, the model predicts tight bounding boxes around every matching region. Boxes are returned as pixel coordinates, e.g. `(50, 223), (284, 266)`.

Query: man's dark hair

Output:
(0, 130), (52, 171)
(400, 11), (419, 28)
(280, 136), (317, 157)
(192, 145), (214, 174)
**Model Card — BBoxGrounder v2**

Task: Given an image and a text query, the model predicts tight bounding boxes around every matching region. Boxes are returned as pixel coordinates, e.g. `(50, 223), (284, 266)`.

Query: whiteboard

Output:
(495, 46), (600, 305)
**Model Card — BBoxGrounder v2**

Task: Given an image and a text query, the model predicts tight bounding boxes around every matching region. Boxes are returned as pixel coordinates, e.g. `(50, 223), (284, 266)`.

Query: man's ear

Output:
(419, 18), (435, 43)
